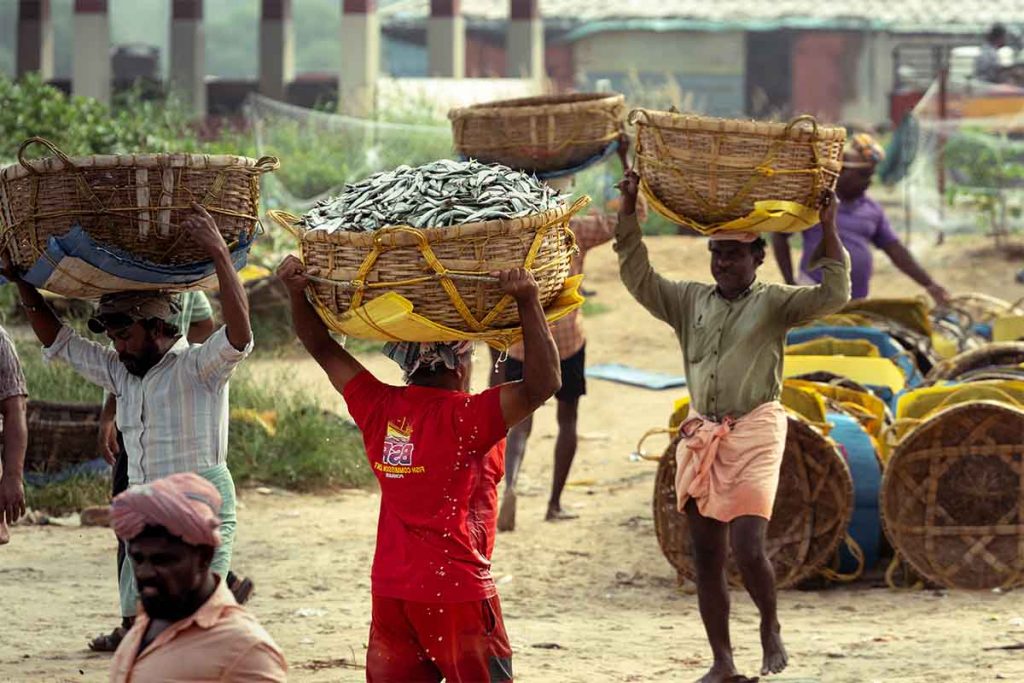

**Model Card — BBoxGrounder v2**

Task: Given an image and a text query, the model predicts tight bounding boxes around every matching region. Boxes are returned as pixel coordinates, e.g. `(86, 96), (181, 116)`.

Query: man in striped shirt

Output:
(4, 203), (253, 653)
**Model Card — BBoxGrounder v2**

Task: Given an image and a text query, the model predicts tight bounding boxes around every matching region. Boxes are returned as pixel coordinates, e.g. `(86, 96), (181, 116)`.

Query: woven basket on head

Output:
(653, 417), (853, 588)
(881, 401), (1024, 589)
(268, 196), (587, 335)
(449, 94), (626, 174)
(24, 400), (102, 473)
(926, 342), (1024, 383)
(0, 137), (279, 271)
(630, 110), (846, 232)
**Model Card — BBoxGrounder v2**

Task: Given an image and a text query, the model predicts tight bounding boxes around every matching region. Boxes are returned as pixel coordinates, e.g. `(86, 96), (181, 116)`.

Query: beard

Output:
(119, 348), (161, 377)
(138, 584), (205, 621)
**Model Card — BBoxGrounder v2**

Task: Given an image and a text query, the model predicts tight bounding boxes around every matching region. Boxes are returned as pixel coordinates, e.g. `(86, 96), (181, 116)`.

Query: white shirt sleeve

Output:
(42, 325), (123, 394)
(187, 326), (253, 388)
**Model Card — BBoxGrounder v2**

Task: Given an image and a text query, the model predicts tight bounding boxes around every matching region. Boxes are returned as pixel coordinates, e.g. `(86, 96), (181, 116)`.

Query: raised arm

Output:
(181, 204), (252, 351)
(2, 258), (62, 348)
(498, 268), (560, 428)
(613, 170), (688, 327)
(771, 232), (798, 285)
(277, 255), (366, 394)
(782, 191), (852, 325)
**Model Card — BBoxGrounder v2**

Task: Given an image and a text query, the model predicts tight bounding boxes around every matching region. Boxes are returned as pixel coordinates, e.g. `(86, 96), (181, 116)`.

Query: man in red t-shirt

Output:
(278, 257), (561, 683)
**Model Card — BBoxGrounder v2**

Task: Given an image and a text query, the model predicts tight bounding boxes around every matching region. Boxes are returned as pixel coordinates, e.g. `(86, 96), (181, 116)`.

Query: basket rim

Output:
(448, 93), (625, 121)
(1, 151), (277, 182)
(272, 195), (590, 248)
(630, 108), (847, 142)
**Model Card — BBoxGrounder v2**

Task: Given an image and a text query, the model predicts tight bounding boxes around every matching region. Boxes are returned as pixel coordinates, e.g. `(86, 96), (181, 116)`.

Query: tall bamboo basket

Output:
(630, 110), (845, 230)
(0, 137), (279, 270)
(881, 401), (1024, 589)
(653, 417), (854, 588)
(449, 94), (625, 174)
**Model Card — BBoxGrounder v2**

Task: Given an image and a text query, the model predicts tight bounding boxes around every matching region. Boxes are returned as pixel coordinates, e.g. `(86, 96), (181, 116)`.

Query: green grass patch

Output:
(582, 300), (611, 317)
(14, 339), (104, 404)
(26, 474), (109, 516)
(227, 369), (373, 491)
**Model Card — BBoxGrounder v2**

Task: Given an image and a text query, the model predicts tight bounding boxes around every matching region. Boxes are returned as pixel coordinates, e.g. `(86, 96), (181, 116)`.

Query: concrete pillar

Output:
(170, 0), (206, 117)
(428, 0), (465, 78)
(260, 0), (295, 101)
(17, 0), (54, 79)
(340, 0), (380, 116)
(507, 0), (543, 80)
(72, 0), (110, 103)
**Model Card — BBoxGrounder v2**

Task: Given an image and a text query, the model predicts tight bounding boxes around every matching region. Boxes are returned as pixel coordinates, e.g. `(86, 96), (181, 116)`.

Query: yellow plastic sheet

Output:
(783, 355), (907, 393)
(993, 315), (1024, 342)
(840, 298), (933, 338)
(786, 379), (887, 439)
(786, 337), (881, 358)
(311, 274), (585, 349)
(640, 178), (821, 236)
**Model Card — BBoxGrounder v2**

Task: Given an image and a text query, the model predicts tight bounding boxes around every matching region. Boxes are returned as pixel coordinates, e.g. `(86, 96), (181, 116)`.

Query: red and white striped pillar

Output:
(72, 0), (110, 103)
(428, 0), (465, 78)
(340, 0), (380, 116)
(259, 0), (294, 101)
(507, 0), (543, 81)
(16, 0), (54, 80)
(170, 0), (206, 117)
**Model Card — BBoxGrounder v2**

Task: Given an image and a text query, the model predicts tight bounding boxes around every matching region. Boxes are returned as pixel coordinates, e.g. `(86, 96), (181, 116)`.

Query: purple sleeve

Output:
(871, 208), (900, 249)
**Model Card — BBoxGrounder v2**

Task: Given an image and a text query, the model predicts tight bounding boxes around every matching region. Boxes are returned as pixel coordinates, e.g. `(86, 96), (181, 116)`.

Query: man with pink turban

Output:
(108, 473), (286, 682)
(616, 170), (850, 682)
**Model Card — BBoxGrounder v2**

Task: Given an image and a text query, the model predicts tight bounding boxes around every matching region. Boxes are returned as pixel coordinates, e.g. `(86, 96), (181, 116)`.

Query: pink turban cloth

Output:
(111, 472), (223, 547)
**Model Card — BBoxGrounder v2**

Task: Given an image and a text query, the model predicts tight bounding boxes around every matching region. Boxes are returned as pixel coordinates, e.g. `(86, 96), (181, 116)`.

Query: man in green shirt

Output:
(615, 171), (850, 682)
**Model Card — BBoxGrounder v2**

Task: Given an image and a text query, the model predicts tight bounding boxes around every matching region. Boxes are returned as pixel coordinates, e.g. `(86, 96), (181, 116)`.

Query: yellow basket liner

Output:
(786, 337), (881, 358)
(993, 315), (1024, 342)
(309, 274), (584, 349)
(783, 355), (906, 393)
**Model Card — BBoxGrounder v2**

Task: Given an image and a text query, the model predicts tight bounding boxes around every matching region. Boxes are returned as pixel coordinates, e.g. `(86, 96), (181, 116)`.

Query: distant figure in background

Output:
(109, 473), (286, 682)
(975, 24), (1009, 83)
(772, 133), (950, 305)
(0, 326), (28, 546)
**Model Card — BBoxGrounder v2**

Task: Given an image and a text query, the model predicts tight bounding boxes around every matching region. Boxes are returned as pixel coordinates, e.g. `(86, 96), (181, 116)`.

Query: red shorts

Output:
(366, 594), (513, 683)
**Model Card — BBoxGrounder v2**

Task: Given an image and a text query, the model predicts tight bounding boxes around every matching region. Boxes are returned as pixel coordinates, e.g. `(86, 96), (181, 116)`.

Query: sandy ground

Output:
(3, 228), (1024, 682)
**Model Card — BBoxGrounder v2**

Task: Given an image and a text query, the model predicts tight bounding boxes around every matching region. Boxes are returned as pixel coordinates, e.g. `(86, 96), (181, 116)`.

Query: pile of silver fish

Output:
(300, 159), (567, 233)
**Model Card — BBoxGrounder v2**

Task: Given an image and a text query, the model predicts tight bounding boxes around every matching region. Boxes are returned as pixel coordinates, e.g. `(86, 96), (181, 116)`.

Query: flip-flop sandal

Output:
(88, 626), (126, 652)
(229, 576), (255, 605)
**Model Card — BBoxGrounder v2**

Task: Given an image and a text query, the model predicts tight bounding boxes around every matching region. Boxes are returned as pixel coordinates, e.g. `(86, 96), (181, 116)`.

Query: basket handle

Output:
(254, 156), (280, 173)
(18, 136), (75, 173)
(627, 109), (649, 126)
(266, 209), (305, 239)
(783, 115), (820, 139)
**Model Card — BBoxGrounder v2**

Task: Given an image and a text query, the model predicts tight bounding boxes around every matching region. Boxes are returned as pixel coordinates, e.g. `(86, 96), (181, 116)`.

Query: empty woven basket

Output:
(653, 417), (854, 588)
(631, 110), (845, 232)
(449, 93), (625, 174)
(0, 137), (279, 270)
(881, 401), (1024, 589)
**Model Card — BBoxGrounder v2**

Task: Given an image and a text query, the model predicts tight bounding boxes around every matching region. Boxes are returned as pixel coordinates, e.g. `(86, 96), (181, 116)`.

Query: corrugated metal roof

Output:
(379, 0), (1024, 32)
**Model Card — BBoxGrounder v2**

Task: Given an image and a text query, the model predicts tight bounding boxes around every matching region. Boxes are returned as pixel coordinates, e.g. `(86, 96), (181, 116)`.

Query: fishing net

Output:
(896, 78), (1024, 241)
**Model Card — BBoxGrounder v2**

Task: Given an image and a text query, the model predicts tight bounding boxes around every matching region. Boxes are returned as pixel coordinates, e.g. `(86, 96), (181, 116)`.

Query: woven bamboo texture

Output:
(449, 93), (625, 174)
(24, 400), (102, 473)
(0, 137), (279, 270)
(653, 416), (854, 588)
(881, 401), (1024, 589)
(269, 196), (586, 334)
(926, 342), (1024, 383)
(630, 110), (845, 229)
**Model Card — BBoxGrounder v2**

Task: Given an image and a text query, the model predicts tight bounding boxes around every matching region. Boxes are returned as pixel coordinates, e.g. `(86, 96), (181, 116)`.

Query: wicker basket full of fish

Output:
(0, 137), (279, 273)
(629, 111), (845, 232)
(449, 93), (626, 175)
(269, 160), (587, 335)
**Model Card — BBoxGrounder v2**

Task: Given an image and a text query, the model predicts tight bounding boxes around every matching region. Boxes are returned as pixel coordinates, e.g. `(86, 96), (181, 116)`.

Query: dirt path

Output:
(3, 234), (1024, 681)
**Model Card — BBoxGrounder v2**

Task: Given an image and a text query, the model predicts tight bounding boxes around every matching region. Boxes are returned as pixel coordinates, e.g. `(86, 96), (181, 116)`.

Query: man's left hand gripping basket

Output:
(269, 196), (589, 339)
(0, 137), (279, 287)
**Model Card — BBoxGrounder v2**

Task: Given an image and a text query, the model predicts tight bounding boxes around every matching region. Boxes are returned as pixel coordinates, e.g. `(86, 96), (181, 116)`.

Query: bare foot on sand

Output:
(545, 506), (579, 522)
(760, 622), (788, 676)
(696, 661), (756, 683)
(497, 490), (516, 532)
